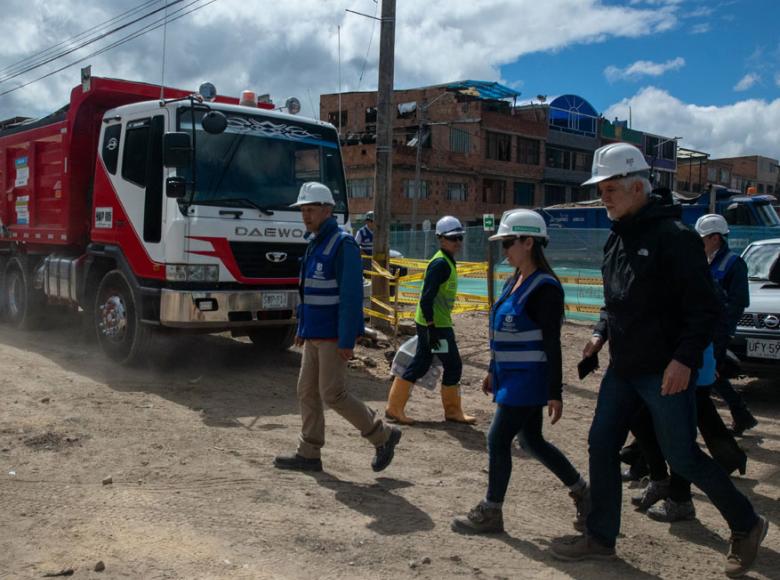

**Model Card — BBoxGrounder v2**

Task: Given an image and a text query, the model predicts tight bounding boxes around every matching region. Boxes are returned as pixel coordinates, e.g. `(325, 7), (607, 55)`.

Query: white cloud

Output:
(604, 57), (685, 82)
(690, 22), (711, 34)
(605, 87), (780, 160)
(0, 0), (681, 120)
(734, 73), (760, 91)
(776, 72), (780, 87)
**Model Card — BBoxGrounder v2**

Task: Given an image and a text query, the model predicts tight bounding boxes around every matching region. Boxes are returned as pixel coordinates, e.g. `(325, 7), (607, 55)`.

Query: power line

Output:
(355, 0), (379, 92)
(0, 0), (188, 86)
(0, 0), (216, 98)
(0, 0), (160, 79)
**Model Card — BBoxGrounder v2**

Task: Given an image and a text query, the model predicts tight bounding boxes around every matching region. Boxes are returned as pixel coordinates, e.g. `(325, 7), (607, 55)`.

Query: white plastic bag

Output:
(390, 336), (443, 391)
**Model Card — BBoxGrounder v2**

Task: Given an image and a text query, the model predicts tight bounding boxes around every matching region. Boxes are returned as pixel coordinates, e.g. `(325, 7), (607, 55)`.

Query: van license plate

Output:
(746, 338), (780, 360)
(262, 292), (287, 309)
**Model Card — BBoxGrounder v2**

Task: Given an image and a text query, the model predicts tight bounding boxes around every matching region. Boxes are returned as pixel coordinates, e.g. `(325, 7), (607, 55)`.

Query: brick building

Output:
(320, 81), (547, 228)
(677, 154), (779, 195)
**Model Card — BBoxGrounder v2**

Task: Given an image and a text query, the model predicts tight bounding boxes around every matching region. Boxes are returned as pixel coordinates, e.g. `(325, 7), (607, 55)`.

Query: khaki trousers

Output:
(296, 340), (390, 459)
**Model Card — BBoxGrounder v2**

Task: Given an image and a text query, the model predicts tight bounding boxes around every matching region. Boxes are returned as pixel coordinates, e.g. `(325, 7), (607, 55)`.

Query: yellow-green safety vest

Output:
(415, 250), (458, 328)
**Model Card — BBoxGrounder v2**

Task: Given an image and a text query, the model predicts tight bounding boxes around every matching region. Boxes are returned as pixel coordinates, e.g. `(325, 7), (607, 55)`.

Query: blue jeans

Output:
(402, 324), (462, 385)
(487, 404), (581, 503)
(587, 368), (757, 547)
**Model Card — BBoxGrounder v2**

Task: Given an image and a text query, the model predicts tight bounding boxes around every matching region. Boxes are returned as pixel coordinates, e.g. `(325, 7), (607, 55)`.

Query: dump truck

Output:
(0, 75), (350, 363)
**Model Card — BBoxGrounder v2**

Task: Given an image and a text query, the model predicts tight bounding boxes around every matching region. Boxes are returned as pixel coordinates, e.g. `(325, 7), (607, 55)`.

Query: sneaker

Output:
(725, 516), (769, 578)
(550, 535), (617, 561)
(631, 478), (670, 512)
(569, 483), (591, 532)
(451, 502), (505, 534)
(371, 426), (402, 472)
(730, 413), (758, 437)
(273, 453), (323, 472)
(647, 498), (696, 522)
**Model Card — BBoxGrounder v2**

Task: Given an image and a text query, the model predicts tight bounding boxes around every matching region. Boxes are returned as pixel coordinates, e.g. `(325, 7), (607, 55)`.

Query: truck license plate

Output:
(746, 337), (780, 360)
(262, 292), (287, 310)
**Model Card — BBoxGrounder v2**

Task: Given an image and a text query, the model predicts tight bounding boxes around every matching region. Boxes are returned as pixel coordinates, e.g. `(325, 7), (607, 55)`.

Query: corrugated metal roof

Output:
(445, 80), (521, 101)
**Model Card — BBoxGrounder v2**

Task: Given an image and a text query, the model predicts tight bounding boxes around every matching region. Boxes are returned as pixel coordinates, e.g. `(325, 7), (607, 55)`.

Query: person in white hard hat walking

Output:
(384, 215), (475, 425)
(354, 211), (375, 256)
(694, 214), (757, 435)
(274, 182), (402, 474)
(451, 209), (589, 535)
(551, 144), (767, 578)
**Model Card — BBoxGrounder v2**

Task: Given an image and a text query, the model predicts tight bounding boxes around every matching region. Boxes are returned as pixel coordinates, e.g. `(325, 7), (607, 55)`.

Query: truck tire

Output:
(94, 270), (150, 365)
(4, 261), (43, 330)
(247, 325), (296, 350)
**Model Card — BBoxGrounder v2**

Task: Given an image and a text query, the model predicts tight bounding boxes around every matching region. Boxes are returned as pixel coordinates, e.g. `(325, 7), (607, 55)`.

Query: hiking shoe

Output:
(273, 453), (322, 472)
(730, 413), (758, 437)
(550, 535), (616, 561)
(631, 478), (670, 512)
(371, 426), (402, 472)
(725, 516), (768, 578)
(569, 483), (591, 532)
(451, 502), (505, 534)
(647, 498), (696, 522)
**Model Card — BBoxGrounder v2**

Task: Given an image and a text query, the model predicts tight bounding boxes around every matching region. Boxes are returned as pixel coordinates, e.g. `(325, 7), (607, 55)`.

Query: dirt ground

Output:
(0, 312), (778, 580)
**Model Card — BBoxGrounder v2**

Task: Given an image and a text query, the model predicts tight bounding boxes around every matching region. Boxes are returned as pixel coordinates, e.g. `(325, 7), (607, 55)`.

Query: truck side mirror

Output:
(163, 132), (192, 168)
(769, 255), (780, 285)
(166, 176), (187, 199)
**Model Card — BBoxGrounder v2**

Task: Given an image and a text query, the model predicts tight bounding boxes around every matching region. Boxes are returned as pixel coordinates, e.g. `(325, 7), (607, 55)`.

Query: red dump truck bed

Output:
(0, 77), (222, 251)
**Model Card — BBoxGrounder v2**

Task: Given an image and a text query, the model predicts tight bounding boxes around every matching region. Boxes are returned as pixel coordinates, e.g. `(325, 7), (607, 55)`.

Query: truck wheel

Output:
(94, 270), (150, 364)
(247, 325), (296, 350)
(4, 262), (43, 329)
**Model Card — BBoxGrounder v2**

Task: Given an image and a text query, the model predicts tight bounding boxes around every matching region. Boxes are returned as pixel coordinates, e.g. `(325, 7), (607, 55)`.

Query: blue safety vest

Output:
(710, 246), (738, 285)
(298, 222), (351, 339)
(696, 343), (716, 387)
(489, 270), (561, 407)
(356, 225), (374, 255)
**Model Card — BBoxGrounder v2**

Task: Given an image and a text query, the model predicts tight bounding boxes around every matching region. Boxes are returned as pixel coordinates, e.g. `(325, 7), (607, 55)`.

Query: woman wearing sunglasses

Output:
(452, 209), (589, 534)
(385, 215), (476, 425)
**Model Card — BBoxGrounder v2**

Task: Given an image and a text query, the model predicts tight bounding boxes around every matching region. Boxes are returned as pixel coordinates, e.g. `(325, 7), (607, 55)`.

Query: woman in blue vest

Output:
(452, 209), (589, 535)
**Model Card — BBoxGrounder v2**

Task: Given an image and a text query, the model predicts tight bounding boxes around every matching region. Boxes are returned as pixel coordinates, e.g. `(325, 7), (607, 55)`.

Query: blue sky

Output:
(0, 1), (778, 159)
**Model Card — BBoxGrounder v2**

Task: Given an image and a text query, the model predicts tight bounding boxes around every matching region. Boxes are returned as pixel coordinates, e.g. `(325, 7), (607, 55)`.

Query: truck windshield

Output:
(178, 108), (347, 213)
(743, 242), (780, 280)
(754, 203), (780, 226)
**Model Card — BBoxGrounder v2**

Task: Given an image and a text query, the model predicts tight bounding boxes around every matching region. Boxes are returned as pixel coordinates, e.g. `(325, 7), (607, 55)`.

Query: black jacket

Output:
(593, 196), (722, 377)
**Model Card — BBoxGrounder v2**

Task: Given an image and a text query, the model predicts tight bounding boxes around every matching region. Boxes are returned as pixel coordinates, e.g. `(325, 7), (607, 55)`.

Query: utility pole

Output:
(371, 0), (396, 328)
(411, 99), (425, 252)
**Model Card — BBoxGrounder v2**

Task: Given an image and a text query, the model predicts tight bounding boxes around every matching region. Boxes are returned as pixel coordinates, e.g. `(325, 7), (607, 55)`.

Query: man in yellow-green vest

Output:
(385, 216), (476, 425)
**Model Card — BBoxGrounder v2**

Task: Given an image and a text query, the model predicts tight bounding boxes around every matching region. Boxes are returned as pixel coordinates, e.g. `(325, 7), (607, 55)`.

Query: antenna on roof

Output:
(160, 0), (168, 101)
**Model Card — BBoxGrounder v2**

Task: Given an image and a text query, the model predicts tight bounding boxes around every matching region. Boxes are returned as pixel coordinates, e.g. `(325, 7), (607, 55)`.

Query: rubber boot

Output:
(441, 385), (476, 424)
(385, 377), (415, 425)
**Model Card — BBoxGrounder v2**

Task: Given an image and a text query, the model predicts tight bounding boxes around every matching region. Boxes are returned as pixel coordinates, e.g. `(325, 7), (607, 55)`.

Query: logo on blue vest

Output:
(500, 315), (517, 332)
(313, 262), (326, 279)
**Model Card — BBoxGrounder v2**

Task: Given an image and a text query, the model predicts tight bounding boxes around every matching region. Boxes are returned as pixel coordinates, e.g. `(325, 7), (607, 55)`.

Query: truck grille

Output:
(229, 242), (304, 279)
(738, 313), (780, 329)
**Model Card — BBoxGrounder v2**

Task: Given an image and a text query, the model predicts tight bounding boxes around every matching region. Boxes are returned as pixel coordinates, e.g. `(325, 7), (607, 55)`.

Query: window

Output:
(516, 137), (540, 165)
(544, 184), (567, 205)
(450, 127), (470, 154)
(397, 101), (417, 119)
(485, 131), (511, 162)
(662, 140), (675, 160)
(101, 124), (121, 174)
(546, 146), (572, 170)
(482, 178), (506, 204)
(365, 107), (377, 124)
(513, 182), (535, 206)
(719, 169), (730, 183)
(327, 110), (348, 127)
(402, 179), (429, 199)
(347, 178), (373, 199)
(573, 151), (592, 172)
(707, 166), (718, 181)
(758, 184), (764, 193)
(768, 184), (774, 194)
(646, 136), (659, 157)
(446, 182), (467, 201)
(122, 118), (151, 187)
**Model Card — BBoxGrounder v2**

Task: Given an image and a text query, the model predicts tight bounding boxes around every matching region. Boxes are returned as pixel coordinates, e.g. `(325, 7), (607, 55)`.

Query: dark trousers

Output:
(587, 369), (757, 548)
(712, 375), (749, 416)
(486, 404), (581, 503)
(402, 324), (462, 385)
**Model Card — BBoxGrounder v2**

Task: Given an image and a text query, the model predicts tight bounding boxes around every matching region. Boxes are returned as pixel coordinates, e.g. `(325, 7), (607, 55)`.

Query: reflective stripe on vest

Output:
(299, 228), (347, 338)
(710, 249), (737, 284)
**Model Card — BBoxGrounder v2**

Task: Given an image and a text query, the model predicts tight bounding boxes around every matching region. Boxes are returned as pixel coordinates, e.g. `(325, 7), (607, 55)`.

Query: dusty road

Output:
(0, 313), (778, 579)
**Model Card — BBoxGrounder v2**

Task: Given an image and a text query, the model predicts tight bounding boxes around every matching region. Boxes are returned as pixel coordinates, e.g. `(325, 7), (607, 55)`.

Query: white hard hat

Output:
(289, 182), (335, 207)
(488, 209), (548, 241)
(695, 214), (729, 237)
(582, 142), (651, 186)
(365, 211), (375, 221)
(435, 215), (465, 237)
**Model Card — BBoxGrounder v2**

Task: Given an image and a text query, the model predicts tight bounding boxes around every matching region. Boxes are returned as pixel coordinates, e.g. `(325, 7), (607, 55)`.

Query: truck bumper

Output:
(159, 288), (298, 329)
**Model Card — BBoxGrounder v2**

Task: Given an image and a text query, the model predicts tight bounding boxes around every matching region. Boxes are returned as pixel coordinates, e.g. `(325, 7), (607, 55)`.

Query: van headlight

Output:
(166, 264), (219, 282)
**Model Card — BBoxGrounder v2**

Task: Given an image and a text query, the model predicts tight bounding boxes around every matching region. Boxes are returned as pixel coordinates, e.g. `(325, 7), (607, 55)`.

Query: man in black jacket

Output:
(551, 143), (767, 578)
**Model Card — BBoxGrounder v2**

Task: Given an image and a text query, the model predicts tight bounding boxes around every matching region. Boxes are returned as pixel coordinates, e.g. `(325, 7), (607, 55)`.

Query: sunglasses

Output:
(445, 235), (464, 242)
(501, 236), (529, 249)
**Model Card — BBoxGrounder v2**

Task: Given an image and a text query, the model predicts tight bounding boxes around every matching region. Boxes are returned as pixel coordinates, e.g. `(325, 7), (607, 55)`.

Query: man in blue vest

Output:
(354, 211), (375, 256)
(274, 182), (401, 473)
(695, 214), (757, 435)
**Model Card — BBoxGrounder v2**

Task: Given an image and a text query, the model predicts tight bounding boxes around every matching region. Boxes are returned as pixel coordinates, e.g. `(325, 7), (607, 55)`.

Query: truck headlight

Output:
(166, 264), (219, 282)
